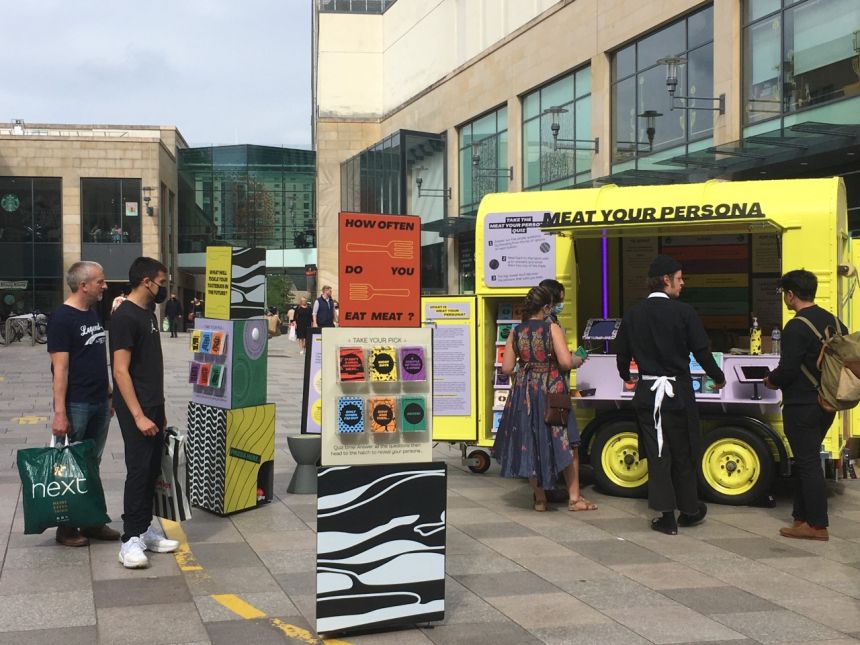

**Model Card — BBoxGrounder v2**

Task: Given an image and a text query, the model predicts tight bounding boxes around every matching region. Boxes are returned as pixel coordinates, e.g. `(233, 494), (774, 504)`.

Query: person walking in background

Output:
(493, 286), (594, 512)
(764, 269), (846, 541)
(187, 296), (203, 330)
(312, 285), (336, 328)
(616, 255), (726, 535)
(110, 257), (179, 569)
(294, 296), (313, 354)
(48, 261), (120, 547)
(111, 284), (130, 314)
(164, 293), (182, 338)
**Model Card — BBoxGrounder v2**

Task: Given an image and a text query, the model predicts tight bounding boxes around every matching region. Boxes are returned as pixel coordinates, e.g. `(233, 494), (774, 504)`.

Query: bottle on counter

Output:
(771, 327), (781, 355)
(750, 315), (762, 355)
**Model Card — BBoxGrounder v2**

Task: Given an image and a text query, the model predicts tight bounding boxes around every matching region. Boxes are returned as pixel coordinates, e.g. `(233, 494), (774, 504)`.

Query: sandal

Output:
(568, 496), (597, 512)
(533, 495), (547, 512)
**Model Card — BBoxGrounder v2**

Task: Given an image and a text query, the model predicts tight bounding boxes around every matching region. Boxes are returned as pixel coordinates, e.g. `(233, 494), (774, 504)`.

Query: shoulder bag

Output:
(544, 322), (571, 426)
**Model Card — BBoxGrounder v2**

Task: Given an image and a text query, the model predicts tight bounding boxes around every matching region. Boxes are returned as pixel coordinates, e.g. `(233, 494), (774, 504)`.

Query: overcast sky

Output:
(3, 0), (312, 148)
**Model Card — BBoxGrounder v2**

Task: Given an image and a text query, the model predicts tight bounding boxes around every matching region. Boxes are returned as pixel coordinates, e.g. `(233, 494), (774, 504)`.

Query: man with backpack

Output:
(764, 269), (847, 541)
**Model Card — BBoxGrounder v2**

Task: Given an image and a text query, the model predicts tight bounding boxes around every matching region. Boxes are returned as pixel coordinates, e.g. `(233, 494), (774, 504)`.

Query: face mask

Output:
(551, 303), (564, 315)
(150, 282), (168, 304)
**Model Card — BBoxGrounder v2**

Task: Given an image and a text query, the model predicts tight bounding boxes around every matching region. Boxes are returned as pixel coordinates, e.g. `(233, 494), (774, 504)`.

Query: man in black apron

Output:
(616, 255), (726, 535)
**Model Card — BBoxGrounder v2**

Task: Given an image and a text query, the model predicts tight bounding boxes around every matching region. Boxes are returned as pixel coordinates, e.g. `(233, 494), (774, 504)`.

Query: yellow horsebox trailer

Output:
(428, 177), (858, 505)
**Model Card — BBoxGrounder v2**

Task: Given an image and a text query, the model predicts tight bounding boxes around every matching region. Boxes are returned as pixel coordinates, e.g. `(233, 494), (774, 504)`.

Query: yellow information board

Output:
(205, 246), (232, 320)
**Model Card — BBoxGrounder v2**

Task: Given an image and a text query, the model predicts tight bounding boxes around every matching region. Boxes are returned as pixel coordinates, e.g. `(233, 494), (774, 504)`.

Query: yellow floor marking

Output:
(13, 416), (47, 424)
(0, 376), (6, 382)
(160, 518), (203, 572)
(160, 520), (352, 644)
(212, 594), (267, 619)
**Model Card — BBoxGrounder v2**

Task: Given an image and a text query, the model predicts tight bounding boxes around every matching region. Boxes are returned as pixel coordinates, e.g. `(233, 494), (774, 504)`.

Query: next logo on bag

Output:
(31, 477), (88, 498)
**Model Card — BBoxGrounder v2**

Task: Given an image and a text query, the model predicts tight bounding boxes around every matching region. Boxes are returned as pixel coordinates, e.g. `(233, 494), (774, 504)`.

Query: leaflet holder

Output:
(733, 364), (771, 401)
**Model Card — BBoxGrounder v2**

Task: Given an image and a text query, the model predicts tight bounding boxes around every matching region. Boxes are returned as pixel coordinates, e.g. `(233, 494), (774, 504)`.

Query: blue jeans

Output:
(65, 401), (111, 463)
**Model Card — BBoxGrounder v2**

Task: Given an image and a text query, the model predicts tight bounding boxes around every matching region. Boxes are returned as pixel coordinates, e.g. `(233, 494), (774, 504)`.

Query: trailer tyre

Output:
(699, 426), (774, 506)
(468, 449), (491, 474)
(590, 420), (648, 498)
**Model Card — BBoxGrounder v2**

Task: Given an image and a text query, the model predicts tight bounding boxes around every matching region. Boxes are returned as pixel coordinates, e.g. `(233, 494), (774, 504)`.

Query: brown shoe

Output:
(55, 525), (89, 547)
(81, 524), (121, 541)
(779, 522), (829, 541)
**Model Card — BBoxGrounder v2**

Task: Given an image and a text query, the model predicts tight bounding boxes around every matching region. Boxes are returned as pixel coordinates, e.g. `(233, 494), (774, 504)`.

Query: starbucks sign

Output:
(1, 193), (20, 213)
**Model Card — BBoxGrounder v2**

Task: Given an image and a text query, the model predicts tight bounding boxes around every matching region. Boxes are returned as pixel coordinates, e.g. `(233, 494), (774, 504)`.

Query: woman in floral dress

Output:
(493, 286), (596, 512)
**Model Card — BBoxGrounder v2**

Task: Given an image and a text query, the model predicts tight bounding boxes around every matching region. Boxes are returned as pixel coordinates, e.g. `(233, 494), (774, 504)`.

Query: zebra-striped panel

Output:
(316, 462), (446, 635)
(187, 402), (227, 515)
(230, 247), (266, 319)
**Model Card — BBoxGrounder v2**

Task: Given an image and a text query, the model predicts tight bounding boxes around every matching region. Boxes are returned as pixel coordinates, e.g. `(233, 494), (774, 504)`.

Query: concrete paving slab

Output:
(186, 541), (264, 568)
(458, 520), (538, 540)
(97, 602), (209, 644)
(711, 609), (845, 643)
(487, 591), (611, 628)
(274, 570), (317, 596)
(454, 570), (560, 598)
(566, 576), (679, 610)
(758, 555), (860, 599)
(606, 605), (747, 643)
(705, 536), (817, 560)
(183, 566), (282, 596)
(662, 585), (782, 614)
(777, 596), (860, 633)
(205, 615), (318, 644)
(611, 561), (724, 589)
(419, 620), (544, 645)
(89, 542), (182, 580)
(533, 623), (653, 645)
(93, 575), (192, 608)
(0, 562), (92, 595)
(0, 625), (99, 644)
(445, 552), (525, 576)
(567, 537), (670, 566)
(2, 545), (90, 569)
(437, 577), (507, 625)
(0, 590), (95, 632)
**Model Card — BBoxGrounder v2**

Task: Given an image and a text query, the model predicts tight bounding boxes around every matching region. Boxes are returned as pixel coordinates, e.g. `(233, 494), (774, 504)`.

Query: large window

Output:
(178, 145), (316, 253)
(81, 178), (141, 244)
(318, 0), (397, 13)
(459, 106), (508, 218)
(744, 0), (860, 126)
(612, 6), (714, 165)
(0, 177), (63, 316)
(523, 68), (592, 190)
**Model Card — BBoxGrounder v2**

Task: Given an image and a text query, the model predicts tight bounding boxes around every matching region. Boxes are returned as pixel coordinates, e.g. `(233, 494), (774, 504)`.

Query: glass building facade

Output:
(612, 5), (715, 169)
(178, 145), (315, 254)
(0, 177), (63, 318)
(744, 0), (860, 127)
(522, 67), (593, 190)
(459, 106), (509, 218)
(318, 0), (397, 13)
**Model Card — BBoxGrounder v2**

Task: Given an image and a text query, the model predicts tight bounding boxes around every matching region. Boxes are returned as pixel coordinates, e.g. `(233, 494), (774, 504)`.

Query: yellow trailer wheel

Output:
(589, 420), (648, 498)
(699, 426), (774, 506)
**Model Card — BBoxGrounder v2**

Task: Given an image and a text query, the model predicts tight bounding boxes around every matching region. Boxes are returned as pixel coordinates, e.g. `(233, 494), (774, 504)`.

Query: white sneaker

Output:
(140, 526), (179, 553)
(118, 537), (149, 569)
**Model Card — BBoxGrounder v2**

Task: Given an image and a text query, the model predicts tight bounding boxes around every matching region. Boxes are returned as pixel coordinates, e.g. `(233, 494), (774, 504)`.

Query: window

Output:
(0, 177), (62, 317)
(459, 106), (508, 218)
(611, 6), (715, 165)
(522, 67), (592, 190)
(81, 178), (141, 244)
(744, 0), (860, 125)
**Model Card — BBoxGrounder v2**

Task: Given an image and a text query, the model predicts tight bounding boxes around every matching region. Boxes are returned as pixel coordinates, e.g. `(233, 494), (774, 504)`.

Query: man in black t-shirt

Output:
(765, 269), (846, 542)
(110, 257), (179, 569)
(48, 261), (120, 547)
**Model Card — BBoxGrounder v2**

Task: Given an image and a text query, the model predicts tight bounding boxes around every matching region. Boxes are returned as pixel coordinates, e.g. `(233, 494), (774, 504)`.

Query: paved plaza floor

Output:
(0, 333), (858, 644)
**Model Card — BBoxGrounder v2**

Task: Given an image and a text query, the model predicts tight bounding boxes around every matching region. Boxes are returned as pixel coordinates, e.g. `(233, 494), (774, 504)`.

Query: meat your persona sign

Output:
(339, 212), (421, 327)
(541, 201), (767, 229)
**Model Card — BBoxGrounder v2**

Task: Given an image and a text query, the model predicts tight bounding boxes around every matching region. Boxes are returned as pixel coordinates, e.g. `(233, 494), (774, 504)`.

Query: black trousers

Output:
(783, 403), (833, 528)
(169, 316), (179, 337)
(636, 406), (699, 515)
(115, 402), (165, 541)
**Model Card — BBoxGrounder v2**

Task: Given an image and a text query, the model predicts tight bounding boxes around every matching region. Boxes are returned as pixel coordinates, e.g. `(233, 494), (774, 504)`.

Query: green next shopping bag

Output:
(16, 438), (111, 534)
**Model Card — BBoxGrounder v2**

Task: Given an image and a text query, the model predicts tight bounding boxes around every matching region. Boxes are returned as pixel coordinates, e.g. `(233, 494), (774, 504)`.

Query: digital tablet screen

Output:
(740, 365), (770, 380)
(583, 319), (622, 340)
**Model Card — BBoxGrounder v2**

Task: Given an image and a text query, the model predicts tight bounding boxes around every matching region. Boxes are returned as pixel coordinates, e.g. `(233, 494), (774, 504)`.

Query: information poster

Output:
(338, 212), (421, 328)
(320, 327), (433, 466)
(205, 246), (233, 320)
(424, 301), (472, 417)
(301, 331), (323, 434)
(752, 235), (780, 273)
(483, 212), (556, 287)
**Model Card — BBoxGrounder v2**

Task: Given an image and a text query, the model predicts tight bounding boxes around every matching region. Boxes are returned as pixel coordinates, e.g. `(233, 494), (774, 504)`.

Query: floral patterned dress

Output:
(493, 320), (579, 488)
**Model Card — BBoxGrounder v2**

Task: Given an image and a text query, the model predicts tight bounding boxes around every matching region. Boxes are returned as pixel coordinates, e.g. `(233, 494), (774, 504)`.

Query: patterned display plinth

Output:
(187, 401), (275, 515)
(316, 462), (446, 635)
